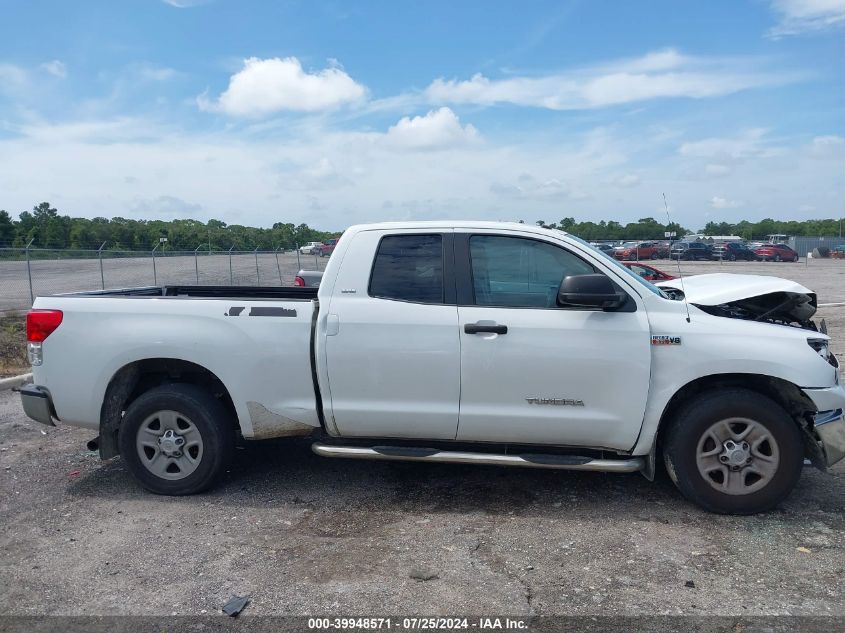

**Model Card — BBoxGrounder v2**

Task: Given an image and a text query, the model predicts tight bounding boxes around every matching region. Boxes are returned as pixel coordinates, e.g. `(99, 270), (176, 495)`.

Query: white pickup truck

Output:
(20, 222), (845, 514)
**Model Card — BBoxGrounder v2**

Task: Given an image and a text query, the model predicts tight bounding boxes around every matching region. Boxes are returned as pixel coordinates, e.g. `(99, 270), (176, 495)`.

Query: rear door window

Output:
(369, 234), (444, 304)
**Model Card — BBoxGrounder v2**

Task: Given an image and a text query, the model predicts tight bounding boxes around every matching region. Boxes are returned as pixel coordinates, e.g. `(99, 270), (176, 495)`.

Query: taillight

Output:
(294, 276), (305, 287)
(26, 309), (62, 367)
(27, 310), (63, 342)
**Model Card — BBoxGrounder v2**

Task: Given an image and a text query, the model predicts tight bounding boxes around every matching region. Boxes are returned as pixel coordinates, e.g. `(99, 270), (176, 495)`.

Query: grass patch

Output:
(0, 316), (28, 378)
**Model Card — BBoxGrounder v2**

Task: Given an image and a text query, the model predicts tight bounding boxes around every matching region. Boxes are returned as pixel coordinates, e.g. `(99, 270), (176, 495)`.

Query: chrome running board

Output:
(311, 443), (644, 473)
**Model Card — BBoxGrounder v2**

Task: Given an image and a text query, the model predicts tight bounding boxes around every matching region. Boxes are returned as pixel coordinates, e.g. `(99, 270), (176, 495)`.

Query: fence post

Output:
(25, 238), (35, 304)
(254, 247), (260, 285)
(275, 246), (283, 284)
(229, 245), (235, 285)
(194, 244), (203, 284)
(98, 241), (107, 289)
(152, 243), (160, 286)
(314, 251), (319, 269)
(296, 243), (301, 269)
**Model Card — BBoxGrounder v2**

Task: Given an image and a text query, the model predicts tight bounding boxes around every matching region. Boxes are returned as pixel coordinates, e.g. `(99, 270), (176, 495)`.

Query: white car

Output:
(20, 221), (844, 514)
(300, 241), (322, 254)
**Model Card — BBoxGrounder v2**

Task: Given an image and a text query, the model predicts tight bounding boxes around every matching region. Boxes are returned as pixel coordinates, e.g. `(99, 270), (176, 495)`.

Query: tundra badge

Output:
(525, 397), (585, 406)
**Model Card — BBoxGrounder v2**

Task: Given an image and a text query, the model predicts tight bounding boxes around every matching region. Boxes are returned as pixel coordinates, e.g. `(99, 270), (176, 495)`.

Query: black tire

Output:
(729, 254), (737, 261)
(650, 252), (659, 260)
(774, 254), (782, 262)
(118, 383), (235, 495)
(662, 388), (803, 515)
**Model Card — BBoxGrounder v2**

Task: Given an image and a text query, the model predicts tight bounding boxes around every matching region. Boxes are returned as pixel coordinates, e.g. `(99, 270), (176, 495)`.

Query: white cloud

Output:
(614, 173), (641, 188)
(162, 0), (212, 7)
(385, 108), (479, 150)
(200, 57), (367, 116)
(810, 134), (845, 156)
(768, 0), (845, 36)
(704, 163), (731, 176)
(423, 49), (795, 111)
(679, 129), (781, 160)
(709, 196), (743, 209)
(40, 60), (67, 79)
(136, 64), (179, 82)
(0, 63), (27, 90)
(130, 195), (202, 216)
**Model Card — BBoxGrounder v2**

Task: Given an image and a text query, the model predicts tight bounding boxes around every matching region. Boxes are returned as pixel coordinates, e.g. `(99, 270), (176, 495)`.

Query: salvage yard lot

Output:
(0, 258), (843, 616)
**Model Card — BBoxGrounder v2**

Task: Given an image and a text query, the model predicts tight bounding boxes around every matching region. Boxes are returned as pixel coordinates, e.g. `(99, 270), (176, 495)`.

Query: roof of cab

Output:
(344, 220), (569, 236)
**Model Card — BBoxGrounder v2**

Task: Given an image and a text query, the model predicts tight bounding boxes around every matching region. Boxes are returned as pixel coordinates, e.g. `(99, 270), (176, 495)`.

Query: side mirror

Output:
(557, 274), (625, 310)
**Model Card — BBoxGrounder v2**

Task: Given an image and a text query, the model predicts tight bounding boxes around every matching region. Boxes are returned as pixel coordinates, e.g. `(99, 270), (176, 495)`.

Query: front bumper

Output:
(803, 385), (845, 468)
(20, 383), (55, 426)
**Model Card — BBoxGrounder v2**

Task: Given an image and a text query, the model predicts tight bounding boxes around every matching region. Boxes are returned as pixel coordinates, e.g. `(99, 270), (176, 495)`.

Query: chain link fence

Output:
(0, 246), (329, 313)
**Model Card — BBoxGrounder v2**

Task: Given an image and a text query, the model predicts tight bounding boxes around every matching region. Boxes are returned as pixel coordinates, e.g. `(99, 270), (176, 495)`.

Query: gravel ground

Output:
(0, 259), (843, 618)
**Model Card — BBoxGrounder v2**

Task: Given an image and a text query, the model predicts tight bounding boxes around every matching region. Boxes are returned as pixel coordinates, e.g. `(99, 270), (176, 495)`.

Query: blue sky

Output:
(1, 0), (843, 230)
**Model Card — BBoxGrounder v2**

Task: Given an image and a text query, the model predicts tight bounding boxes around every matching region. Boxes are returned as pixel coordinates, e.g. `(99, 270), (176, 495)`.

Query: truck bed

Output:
(63, 285), (319, 300)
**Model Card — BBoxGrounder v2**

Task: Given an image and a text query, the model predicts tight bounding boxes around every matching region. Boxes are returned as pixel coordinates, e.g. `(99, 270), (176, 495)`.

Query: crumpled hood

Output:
(656, 273), (817, 327)
(656, 273), (813, 305)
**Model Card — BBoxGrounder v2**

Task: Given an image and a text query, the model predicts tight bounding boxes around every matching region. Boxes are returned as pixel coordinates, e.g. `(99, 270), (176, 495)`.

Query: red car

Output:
(622, 262), (676, 281)
(316, 238), (339, 257)
(613, 241), (660, 261)
(754, 243), (799, 262)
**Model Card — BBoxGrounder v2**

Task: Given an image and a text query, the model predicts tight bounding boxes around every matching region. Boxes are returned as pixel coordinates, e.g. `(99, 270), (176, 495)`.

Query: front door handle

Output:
(464, 323), (508, 335)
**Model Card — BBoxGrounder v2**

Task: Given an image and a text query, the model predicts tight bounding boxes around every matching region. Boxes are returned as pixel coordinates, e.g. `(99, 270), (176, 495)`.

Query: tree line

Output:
(534, 216), (844, 241)
(1, 203), (842, 251)
(0, 203), (335, 251)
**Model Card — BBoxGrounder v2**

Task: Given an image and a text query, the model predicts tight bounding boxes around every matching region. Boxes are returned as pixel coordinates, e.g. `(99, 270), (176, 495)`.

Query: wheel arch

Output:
(98, 358), (239, 459)
(655, 373), (817, 453)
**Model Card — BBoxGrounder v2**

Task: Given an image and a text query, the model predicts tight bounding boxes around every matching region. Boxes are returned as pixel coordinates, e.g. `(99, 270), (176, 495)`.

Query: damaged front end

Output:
(695, 290), (819, 331)
(657, 273), (821, 331)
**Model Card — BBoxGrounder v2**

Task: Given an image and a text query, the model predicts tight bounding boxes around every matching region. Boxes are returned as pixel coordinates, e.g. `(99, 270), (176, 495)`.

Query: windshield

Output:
(562, 233), (667, 298)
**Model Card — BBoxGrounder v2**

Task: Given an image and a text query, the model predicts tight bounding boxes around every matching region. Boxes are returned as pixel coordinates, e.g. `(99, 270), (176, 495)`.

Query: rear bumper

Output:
(803, 385), (845, 468)
(20, 384), (55, 426)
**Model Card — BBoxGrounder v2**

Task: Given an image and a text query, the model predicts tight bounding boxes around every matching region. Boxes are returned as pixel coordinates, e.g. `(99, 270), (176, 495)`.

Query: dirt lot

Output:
(0, 316), (27, 378)
(0, 259), (843, 618)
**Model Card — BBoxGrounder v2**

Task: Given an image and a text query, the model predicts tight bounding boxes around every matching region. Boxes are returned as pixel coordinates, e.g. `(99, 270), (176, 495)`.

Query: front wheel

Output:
(118, 384), (235, 495)
(662, 388), (803, 514)
(650, 252), (659, 260)
(774, 254), (782, 262)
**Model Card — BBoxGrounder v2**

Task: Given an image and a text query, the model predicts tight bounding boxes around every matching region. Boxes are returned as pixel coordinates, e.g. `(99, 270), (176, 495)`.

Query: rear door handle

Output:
(464, 323), (508, 335)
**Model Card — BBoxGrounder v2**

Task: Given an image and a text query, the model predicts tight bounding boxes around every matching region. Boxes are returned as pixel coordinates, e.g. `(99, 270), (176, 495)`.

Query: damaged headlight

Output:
(808, 338), (839, 368)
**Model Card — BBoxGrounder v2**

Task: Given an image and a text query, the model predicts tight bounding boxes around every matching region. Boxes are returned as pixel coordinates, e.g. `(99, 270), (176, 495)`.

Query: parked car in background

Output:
(294, 270), (324, 287)
(316, 238), (339, 257)
(670, 241), (713, 260)
(590, 243), (615, 255)
(755, 243), (799, 262)
(299, 241), (323, 255)
(621, 262), (676, 281)
(613, 241), (660, 261)
(712, 242), (758, 261)
(831, 245), (845, 259)
(654, 241), (672, 258)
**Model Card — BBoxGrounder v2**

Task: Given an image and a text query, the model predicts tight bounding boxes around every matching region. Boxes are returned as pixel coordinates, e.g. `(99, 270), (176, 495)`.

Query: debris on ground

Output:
(222, 595), (250, 617)
(796, 547), (812, 554)
(685, 580), (696, 588)
(409, 568), (439, 581)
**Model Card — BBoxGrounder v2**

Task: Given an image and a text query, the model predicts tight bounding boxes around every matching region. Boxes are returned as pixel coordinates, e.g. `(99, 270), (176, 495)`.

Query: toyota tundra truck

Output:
(19, 221), (845, 514)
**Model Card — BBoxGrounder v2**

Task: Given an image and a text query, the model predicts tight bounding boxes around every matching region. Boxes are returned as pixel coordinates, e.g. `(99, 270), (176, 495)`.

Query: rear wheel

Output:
(662, 388), (803, 514)
(728, 253), (737, 261)
(118, 384), (234, 495)
(650, 252), (659, 260)
(774, 254), (782, 262)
